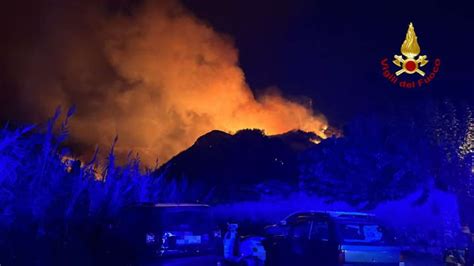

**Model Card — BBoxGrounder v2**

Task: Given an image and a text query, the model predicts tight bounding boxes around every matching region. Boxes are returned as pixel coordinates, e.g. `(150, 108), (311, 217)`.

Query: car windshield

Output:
(121, 206), (214, 232)
(157, 208), (212, 229)
(337, 221), (389, 244)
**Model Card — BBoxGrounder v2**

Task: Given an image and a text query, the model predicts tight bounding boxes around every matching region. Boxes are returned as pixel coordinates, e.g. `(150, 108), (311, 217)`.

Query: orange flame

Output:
(401, 22), (421, 59)
(3, 1), (328, 165)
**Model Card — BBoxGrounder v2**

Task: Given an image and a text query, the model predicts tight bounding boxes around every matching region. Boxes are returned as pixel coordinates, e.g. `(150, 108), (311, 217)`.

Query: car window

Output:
(287, 214), (311, 224)
(337, 222), (385, 243)
(291, 220), (329, 241)
(157, 209), (213, 230)
(119, 207), (213, 231)
(292, 220), (311, 239)
(311, 221), (329, 241)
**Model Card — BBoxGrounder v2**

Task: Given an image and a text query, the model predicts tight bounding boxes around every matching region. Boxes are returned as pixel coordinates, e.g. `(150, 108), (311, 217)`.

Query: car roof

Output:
(284, 211), (375, 221)
(129, 203), (210, 208)
(327, 211), (375, 219)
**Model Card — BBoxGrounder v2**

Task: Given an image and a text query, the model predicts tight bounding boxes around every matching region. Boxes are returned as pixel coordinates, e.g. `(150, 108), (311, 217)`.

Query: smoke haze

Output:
(0, 0), (327, 165)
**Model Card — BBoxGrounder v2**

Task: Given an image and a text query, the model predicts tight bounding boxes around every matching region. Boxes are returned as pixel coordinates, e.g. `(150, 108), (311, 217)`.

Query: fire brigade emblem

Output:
(392, 22), (428, 76)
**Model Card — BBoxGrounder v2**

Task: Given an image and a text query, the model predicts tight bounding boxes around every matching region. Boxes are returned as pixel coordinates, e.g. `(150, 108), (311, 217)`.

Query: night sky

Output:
(0, 0), (473, 163)
(184, 0), (474, 125)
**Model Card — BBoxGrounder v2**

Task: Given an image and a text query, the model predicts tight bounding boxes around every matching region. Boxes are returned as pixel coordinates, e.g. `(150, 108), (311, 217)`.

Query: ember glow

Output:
(0, 1), (327, 164)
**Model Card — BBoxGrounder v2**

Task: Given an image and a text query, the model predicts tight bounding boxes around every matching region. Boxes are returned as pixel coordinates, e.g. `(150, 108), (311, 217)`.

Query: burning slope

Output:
(0, 0), (327, 165)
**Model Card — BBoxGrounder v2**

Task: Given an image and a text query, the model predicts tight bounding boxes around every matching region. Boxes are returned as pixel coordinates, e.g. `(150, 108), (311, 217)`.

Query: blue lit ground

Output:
(154, 255), (221, 266)
(147, 254), (443, 266)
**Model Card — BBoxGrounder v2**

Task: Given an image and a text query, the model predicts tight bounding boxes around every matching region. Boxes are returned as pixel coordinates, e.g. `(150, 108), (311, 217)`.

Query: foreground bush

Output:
(0, 107), (162, 265)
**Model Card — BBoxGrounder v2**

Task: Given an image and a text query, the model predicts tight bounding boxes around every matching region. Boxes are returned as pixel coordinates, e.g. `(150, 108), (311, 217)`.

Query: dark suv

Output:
(264, 211), (403, 266)
(103, 203), (222, 265)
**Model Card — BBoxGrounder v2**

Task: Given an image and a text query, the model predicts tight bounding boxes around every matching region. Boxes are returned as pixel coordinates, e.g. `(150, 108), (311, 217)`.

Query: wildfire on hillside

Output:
(0, 0), (328, 165)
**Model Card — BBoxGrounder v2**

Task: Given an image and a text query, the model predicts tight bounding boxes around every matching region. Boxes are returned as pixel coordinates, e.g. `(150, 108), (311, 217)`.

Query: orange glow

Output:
(8, 1), (328, 165)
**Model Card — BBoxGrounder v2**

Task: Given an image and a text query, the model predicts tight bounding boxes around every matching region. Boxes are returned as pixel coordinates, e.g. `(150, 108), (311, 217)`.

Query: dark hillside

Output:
(155, 129), (320, 202)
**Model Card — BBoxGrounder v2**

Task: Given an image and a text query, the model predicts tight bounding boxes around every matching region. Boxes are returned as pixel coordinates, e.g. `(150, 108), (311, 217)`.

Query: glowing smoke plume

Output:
(0, 0), (327, 165)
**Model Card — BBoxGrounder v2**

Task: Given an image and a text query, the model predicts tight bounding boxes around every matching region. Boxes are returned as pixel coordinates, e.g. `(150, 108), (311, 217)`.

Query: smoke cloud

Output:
(0, 0), (327, 165)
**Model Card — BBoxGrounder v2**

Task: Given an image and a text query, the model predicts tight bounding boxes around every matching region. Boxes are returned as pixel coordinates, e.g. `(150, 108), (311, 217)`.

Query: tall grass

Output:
(0, 107), (165, 265)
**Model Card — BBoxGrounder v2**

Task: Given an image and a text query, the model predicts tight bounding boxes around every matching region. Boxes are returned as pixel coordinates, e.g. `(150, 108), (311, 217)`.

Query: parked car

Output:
(264, 211), (404, 266)
(443, 248), (467, 265)
(102, 203), (222, 265)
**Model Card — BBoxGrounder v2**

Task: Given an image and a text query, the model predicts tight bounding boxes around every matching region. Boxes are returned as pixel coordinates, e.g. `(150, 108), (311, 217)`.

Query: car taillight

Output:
(145, 232), (156, 244)
(161, 232), (174, 249)
(399, 251), (406, 266)
(338, 249), (345, 265)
